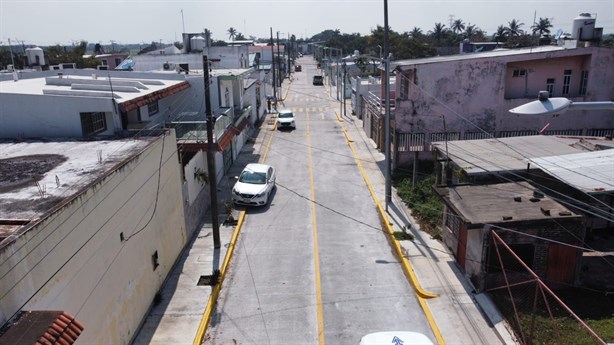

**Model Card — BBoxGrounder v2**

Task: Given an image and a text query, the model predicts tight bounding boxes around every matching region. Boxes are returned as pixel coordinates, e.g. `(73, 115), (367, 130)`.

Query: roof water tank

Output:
(571, 13), (596, 40)
(26, 47), (45, 66)
(190, 36), (205, 52)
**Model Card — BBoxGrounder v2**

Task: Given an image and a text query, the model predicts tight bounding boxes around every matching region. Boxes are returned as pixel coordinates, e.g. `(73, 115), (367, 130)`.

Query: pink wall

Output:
(394, 47), (614, 139)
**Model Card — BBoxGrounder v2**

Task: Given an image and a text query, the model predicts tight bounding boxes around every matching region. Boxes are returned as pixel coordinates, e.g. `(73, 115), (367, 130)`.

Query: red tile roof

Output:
(0, 311), (84, 345)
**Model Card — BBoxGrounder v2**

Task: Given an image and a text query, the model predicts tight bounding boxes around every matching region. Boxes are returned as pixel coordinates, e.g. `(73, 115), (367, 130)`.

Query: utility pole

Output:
(384, 0), (392, 210)
(203, 55), (221, 248)
(343, 62), (347, 117)
(270, 28), (277, 106)
(276, 31), (282, 99)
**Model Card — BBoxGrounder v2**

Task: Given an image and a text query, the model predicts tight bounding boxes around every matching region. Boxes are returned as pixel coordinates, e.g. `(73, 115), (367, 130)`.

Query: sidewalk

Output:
(340, 112), (516, 344)
(133, 91), (515, 345)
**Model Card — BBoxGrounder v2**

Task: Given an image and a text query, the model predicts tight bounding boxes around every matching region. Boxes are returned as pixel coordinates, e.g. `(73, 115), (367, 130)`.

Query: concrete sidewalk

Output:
(340, 112), (516, 344)
(133, 95), (515, 344)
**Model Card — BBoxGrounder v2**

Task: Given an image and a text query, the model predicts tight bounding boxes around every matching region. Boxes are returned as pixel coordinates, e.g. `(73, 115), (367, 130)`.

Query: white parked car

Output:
(232, 163), (276, 206)
(359, 331), (434, 345)
(277, 110), (296, 130)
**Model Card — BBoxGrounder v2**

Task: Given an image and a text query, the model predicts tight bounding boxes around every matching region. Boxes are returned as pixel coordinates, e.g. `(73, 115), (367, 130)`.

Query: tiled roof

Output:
(0, 311), (84, 345)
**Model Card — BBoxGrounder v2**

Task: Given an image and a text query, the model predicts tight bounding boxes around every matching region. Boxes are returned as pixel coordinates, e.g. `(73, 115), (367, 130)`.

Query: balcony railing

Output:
(167, 107), (232, 142)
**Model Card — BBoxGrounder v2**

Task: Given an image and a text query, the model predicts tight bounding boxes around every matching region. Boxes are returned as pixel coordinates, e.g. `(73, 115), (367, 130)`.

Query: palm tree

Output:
(493, 25), (508, 42)
(429, 22), (448, 43)
(464, 24), (478, 39)
(409, 27), (423, 39)
(531, 17), (553, 36)
(506, 19), (525, 37)
(452, 19), (465, 34)
(227, 27), (237, 41)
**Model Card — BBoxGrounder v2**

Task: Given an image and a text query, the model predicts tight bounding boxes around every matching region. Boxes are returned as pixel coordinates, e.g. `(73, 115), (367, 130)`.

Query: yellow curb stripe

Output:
(192, 211), (246, 345)
(339, 125), (445, 345)
(193, 115), (277, 345)
(307, 111), (326, 345)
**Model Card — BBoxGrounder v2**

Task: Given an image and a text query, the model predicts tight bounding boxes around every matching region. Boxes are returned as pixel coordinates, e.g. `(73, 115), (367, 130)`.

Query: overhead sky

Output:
(1, 0), (612, 47)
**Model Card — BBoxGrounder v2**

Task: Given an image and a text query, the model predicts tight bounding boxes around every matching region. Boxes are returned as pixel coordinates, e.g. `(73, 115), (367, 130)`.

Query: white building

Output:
(0, 70), (191, 138)
(0, 132), (187, 344)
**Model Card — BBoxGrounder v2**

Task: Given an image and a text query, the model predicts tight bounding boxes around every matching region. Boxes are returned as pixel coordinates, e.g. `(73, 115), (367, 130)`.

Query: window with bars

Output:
(399, 72), (410, 100)
(546, 78), (555, 97)
(579, 70), (588, 96)
(80, 112), (107, 136)
(562, 69), (572, 96)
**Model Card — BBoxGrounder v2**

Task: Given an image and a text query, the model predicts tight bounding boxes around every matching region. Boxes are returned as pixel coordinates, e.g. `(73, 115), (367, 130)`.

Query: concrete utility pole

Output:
(276, 31), (282, 98)
(203, 55), (221, 248)
(270, 28), (277, 104)
(384, 0), (392, 210)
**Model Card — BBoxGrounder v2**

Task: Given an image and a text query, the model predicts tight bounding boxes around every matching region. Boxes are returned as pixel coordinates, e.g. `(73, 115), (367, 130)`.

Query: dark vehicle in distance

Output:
(312, 75), (323, 85)
(295, 65), (302, 72)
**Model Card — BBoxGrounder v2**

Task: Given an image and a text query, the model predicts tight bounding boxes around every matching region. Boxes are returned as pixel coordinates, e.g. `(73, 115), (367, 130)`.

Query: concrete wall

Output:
(0, 133), (187, 344)
(394, 47), (614, 144)
(0, 93), (116, 138)
(204, 46), (250, 69)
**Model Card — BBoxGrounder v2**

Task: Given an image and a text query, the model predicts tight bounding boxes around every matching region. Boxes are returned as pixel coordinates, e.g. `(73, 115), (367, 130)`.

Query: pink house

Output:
(388, 46), (614, 166)
(95, 53), (129, 69)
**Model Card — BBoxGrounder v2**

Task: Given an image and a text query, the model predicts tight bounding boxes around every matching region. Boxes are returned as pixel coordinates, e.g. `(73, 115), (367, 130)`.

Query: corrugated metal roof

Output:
(432, 136), (589, 175)
(391, 45), (572, 68)
(530, 149), (614, 193)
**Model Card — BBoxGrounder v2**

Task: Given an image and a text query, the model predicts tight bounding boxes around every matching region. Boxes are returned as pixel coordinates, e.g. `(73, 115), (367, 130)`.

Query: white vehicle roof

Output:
(244, 163), (271, 174)
(359, 331), (434, 345)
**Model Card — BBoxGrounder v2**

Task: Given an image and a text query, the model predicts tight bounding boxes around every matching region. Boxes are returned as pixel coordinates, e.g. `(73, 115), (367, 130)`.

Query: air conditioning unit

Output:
(162, 62), (176, 71)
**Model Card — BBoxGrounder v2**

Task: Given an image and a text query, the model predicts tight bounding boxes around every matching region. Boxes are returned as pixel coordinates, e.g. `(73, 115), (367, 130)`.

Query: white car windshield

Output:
(278, 112), (293, 118)
(239, 171), (267, 184)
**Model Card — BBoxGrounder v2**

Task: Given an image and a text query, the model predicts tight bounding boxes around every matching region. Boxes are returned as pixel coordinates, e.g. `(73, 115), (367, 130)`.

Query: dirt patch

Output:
(0, 155), (67, 193)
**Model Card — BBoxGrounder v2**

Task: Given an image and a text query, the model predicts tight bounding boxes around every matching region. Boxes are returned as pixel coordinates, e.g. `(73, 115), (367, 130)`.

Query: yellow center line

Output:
(307, 111), (325, 345)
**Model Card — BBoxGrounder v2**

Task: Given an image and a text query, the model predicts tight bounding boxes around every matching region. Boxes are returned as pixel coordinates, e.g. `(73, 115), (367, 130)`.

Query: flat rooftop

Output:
(0, 74), (188, 103)
(0, 138), (156, 240)
(435, 181), (580, 225)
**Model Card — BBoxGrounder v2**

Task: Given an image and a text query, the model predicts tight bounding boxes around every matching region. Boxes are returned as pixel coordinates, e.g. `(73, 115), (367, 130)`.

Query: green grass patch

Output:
(395, 174), (443, 236)
(393, 231), (414, 241)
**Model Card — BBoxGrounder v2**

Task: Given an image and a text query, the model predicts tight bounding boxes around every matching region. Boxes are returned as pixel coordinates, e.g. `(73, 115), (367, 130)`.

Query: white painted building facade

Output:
(0, 132), (187, 344)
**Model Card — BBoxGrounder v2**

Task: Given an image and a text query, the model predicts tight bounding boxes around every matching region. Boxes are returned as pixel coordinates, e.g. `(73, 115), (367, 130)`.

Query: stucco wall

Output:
(394, 47), (614, 141)
(0, 93), (116, 138)
(0, 132), (187, 344)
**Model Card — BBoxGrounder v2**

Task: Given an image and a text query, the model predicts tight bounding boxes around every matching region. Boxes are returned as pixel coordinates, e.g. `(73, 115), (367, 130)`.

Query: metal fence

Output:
(486, 231), (606, 345)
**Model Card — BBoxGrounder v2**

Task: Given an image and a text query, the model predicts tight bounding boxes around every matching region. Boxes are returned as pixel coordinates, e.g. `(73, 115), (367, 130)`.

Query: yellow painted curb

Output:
(193, 120), (277, 345)
(339, 124), (445, 345)
(192, 211), (246, 345)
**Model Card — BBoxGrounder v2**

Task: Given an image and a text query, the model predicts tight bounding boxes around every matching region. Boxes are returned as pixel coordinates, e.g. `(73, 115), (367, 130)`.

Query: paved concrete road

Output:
(204, 58), (434, 345)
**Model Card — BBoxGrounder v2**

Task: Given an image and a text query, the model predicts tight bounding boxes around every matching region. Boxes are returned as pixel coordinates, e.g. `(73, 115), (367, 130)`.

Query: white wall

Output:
(185, 150), (207, 205)
(0, 132), (187, 344)
(0, 93), (116, 138)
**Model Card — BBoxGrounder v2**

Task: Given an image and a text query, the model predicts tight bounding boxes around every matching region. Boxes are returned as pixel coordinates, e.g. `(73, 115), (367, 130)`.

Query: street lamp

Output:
(509, 91), (614, 115)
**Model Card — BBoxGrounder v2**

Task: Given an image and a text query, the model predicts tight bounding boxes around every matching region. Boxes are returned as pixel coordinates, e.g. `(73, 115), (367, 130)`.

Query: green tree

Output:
(234, 32), (246, 41)
(452, 19), (465, 34)
(409, 27), (423, 40)
(429, 22), (449, 44)
(506, 19), (525, 37)
(493, 25), (508, 42)
(531, 17), (553, 36)
(227, 27), (237, 41)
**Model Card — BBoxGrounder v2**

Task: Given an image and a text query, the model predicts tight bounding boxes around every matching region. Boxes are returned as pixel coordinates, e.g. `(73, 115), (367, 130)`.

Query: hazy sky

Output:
(1, 0), (613, 46)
